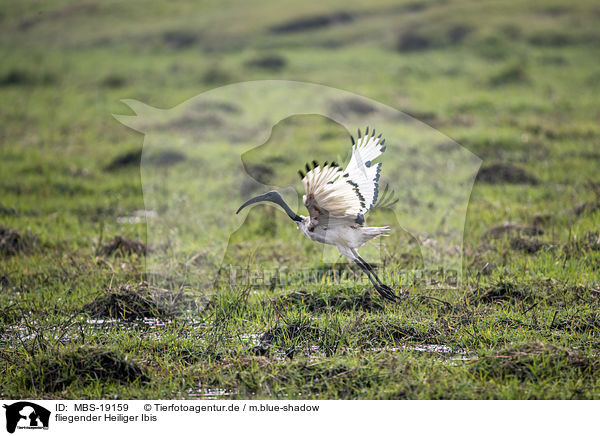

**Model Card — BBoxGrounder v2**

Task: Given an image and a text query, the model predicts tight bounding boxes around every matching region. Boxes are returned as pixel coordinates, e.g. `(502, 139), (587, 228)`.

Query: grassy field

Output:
(1, 0), (600, 399)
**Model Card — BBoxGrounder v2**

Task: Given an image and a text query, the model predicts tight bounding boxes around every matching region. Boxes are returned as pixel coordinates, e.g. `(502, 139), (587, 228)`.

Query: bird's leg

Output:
(351, 257), (399, 303)
(338, 246), (400, 302)
(351, 258), (379, 288)
(358, 256), (387, 287)
(352, 250), (394, 292)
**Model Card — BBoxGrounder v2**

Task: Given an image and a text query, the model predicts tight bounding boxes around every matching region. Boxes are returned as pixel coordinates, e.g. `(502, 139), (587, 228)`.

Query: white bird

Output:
(236, 127), (399, 302)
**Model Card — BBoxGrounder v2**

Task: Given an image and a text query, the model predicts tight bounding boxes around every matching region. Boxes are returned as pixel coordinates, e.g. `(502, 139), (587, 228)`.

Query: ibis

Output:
(236, 127), (400, 302)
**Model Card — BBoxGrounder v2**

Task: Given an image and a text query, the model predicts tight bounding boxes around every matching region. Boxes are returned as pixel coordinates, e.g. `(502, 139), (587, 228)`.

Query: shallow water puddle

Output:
(186, 388), (237, 399)
(86, 317), (173, 328)
(116, 209), (157, 224)
(238, 333), (262, 345)
(365, 343), (472, 362)
(0, 317), (186, 348)
(410, 344), (471, 360)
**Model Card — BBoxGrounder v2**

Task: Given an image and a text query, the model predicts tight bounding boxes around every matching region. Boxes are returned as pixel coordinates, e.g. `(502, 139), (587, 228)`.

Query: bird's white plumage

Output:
(301, 127), (386, 223)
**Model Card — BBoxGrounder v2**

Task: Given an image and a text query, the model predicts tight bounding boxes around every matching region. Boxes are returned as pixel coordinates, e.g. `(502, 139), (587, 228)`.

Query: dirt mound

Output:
(148, 150), (186, 166)
(0, 203), (18, 216)
(488, 63), (529, 86)
(270, 12), (352, 33)
(0, 69), (55, 87)
(569, 181), (600, 218)
(162, 30), (198, 49)
(475, 281), (529, 303)
(477, 163), (539, 185)
(30, 345), (148, 392)
(396, 30), (432, 51)
(329, 97), (377, 116)
(202, 67), (232, 85)
(101, 74), (127, 88)
(104, 149), (142, 171)
(83, 283), (169, 320)
(245, 54), (287, 71)
(0, 226), (36, 257)
(243, 162), (275, 183)
(99, 236), (147, 256)
(448, 24), (473, 44)
(510, 237), (545, 254)
(485, 222), (543, 239)
(531, 213), (553, 227)
(105, 149), (186, 171)
(571, 201), (600, 216)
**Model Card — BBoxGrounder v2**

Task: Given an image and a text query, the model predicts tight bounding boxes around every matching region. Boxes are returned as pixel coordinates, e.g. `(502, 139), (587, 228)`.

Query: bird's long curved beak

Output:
(236, 192), (274, 214)
(236, 190), (302, 222)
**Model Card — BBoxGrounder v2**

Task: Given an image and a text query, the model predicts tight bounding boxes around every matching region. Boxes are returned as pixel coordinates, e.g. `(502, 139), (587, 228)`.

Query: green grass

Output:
(1, 0), (600, 399)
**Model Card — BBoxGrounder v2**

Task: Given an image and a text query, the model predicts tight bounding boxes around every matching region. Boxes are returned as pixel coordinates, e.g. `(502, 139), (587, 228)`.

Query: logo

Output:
(3, 402), (50, 434)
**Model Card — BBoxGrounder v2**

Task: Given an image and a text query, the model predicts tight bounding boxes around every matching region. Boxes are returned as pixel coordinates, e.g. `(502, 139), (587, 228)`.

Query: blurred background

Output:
(1, 0), (599, 268)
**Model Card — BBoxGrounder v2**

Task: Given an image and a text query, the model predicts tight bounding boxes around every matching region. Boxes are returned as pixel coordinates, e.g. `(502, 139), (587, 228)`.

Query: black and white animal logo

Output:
(3, 402), (50, 433)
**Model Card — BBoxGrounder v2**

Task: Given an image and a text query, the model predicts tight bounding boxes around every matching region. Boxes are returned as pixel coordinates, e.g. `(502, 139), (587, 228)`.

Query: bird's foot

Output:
(374, 283), (402, 303)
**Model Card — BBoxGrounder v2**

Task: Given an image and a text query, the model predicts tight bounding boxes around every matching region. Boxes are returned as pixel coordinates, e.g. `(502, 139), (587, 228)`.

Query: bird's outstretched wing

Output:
(342, 126), (386, 214)
(299, 127), (387, 224)
(371, 183), (399, 211)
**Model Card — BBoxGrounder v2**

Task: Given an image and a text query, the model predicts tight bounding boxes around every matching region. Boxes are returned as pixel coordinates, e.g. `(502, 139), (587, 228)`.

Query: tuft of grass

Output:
(0, 226), (38, 257)
(470, 341), (599, 381)
(475, 280), (530, 304)
(25, 345), (149, 393)
(201, 67), (233, 85)
(281, 289), (385, 313)
(98, 236), (148, 257)
(488, 62), (529, 86)
(477, 163), (539, 185)
(82, 283), (169, 320)
(510, 237), (545, 254)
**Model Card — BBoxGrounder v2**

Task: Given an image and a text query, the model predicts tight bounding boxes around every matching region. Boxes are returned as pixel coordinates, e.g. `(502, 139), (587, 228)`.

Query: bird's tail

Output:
(359, 226), (390, 245)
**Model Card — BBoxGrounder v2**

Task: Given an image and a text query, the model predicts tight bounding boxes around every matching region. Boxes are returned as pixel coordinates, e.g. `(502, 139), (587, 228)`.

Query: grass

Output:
(1, 0), (600, 399)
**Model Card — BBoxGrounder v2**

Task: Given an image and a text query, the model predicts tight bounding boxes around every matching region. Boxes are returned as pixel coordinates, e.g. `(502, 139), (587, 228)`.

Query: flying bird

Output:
(236, 127), (400, 302)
